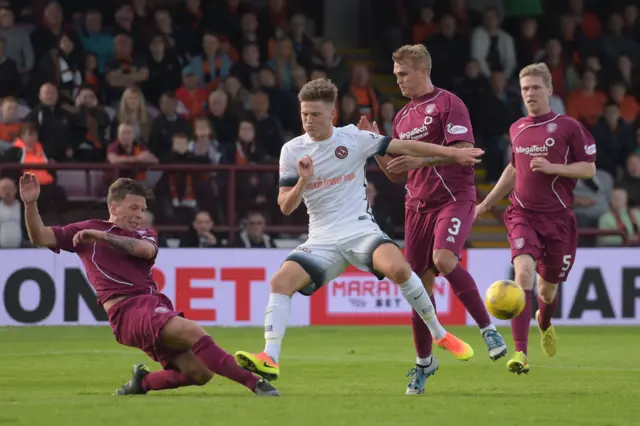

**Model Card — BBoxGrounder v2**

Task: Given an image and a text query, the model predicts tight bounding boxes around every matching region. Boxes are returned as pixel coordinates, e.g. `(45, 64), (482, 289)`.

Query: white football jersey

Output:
(279, 125), (392, 240)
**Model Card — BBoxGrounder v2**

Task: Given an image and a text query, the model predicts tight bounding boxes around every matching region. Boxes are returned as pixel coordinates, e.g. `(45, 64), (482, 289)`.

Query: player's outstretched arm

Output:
(19, 174), (57, 248)
(103, 234), (157, 259)
(374, 155), (407, 184)
(386, 138), (483, 165)
(530, 158), (595, 179)
(278, 180), (306, 216)
(478, 164), (516, 210)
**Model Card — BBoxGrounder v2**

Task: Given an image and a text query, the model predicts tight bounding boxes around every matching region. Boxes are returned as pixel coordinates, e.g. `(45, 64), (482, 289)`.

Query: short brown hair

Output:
(18, 122), (38, 137)
(107, 178), (152, 204)
(298, 78), (338, 103)
(519, 63), (552, 88)
(392, 44), (432, 75)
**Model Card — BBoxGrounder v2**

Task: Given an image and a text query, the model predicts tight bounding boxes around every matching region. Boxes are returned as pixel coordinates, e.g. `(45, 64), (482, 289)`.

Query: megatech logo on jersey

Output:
(515, 138), (555, 156)
(399, 116), (433, 139)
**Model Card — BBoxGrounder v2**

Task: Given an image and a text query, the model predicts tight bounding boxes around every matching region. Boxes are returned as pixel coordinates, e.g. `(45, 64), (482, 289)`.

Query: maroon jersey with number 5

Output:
(509, 111), (596, 213)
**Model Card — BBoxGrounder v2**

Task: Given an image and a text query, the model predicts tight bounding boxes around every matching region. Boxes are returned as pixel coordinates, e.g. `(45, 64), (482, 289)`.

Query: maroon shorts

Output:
(108, 293), (184, 370)
(504, 205), (578, 283)
(405, 200), (475, 277)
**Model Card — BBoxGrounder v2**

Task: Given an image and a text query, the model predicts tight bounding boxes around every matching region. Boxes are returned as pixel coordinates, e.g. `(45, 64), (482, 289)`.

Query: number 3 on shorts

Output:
(562, 255), (572, 271)
(448, 217), (461, 236)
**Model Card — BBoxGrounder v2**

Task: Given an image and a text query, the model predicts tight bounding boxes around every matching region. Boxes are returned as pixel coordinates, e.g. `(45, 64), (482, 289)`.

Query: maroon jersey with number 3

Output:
(49, 219), (159, 304)
(509, 112), (596, 212)
(393, 88), (476, 210)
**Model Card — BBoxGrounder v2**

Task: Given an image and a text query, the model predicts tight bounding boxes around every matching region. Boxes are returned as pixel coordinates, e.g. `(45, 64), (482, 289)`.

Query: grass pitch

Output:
(1, 326), (638, 426)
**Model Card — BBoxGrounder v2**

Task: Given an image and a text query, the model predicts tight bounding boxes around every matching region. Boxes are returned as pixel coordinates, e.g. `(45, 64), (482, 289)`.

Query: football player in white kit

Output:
(235, 79), (483, 386)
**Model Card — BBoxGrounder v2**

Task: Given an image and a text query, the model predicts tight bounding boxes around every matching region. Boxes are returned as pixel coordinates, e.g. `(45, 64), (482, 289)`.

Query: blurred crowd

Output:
(0, 0), (638, 248)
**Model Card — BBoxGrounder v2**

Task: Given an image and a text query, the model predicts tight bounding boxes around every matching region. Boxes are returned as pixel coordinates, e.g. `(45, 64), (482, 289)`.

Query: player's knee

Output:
(538, 282), (557, 304)
(387, 262), (412, 284)
(160, 317), (207, 349)
(432, 250), (458, 275)
(270, 275), (296, 296)
(514, 268), (534, 290)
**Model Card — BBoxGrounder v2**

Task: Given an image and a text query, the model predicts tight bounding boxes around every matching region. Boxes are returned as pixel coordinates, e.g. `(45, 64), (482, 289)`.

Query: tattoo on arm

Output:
(420, 141), (474, 167)
(103, 234), (137, 255)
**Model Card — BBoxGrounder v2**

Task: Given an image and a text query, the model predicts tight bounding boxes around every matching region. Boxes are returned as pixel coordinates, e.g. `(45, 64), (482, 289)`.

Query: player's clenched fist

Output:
(298, 155), (314, 180)
(452, 148), (484, 165)
(530, 157), (556, 175)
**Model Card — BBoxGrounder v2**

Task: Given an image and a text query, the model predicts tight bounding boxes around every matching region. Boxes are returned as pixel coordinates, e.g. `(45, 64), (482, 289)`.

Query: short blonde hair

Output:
(392, 44), (432, 75)
(519, 63), (553, 88)
(298, 78), (338, 103)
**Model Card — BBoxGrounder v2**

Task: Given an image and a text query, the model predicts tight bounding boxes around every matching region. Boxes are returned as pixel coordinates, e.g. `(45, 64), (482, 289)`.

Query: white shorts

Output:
(285, 227), (397, 296)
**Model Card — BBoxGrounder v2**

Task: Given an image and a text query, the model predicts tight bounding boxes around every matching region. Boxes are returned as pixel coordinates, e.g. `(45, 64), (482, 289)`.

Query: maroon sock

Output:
(511, 290), (533, 354)
(537, 293), (559, 331)
(141, 370), (197, 392)
(445, 265), (492, 329)
(192, 335), (259, 391)
(411, 294), (435, 358)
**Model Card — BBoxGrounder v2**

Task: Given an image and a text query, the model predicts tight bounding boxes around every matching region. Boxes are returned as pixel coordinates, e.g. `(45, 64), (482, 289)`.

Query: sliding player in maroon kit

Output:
(360, 44), (506, 395)
(19, 174), (279, 396)
(476, 63), (596, 374)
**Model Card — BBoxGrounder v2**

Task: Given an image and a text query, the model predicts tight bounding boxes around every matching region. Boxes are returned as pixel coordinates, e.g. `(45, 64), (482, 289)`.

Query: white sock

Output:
(480, 324), (496, 336)
(416, 356), (432, 367)
(263, 293), (291, 363)
(400, 272), (447, 340)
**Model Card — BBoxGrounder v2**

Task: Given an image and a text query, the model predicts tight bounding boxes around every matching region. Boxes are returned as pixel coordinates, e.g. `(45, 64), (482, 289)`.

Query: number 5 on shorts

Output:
(448, 217), (461, 236)
(561, 255), (572, 271)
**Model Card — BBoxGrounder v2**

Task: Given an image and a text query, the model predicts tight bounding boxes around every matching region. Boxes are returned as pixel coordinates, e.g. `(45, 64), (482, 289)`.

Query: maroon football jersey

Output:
(50, 220), (159, 304)
(393, 88), (476, 210)
(509, 111), (596, 213)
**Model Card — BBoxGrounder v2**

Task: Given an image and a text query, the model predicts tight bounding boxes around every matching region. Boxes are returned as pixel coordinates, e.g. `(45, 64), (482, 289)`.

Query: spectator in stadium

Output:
(0, 6), (34, 78)
(597, 187), (640, 246)
(7, 122), (67, 217)
(566, 69), (607, 127)
(206, 89), (238, 144)
(541, 38), (580, 100)
(231, 119), (266, 165)
(619, 153), (640, 208)
(454, 59), (492, 134)
(311, 38), (349, 89)
(425, 14), (469, 91)
(30, 1), (82, 67)
(144, 34), (182, 107)
(68, 86), (110, 162)
(572, 169), (614, 229)
(230, 42), (261, 90)
(615, 55), (640, 101)
(176, 65), (209, 121)
(104, 33), (149, 106)
(235, 13), (262, 59)
(177, 0), (206, 32)
(153, 8), (198, 62)
(149, 91), (192, 158)
(113, 3), (150, 56)
(592, 102), (635, 179)
(223, 74), (251, 118)
(337, 92), (360, 127)
(514, 17), (543, 71)
(567, 0), (602, 40)
(76, 9), (114, 74)
(0, 36), (22, 98)
(0, 177), (22, 248)
(597, 12), (639, 70)
(266, 37), (298, 90)
(181, 210), (220, 248)
(377, 100), (395, 137)
(30, 33), (82, 107)
(110, 86), (151, 145)
(412, 6), (437, 44)
(623, 4), (640, 44)
(190, 32), (234, 92)
(366, 181), (394, 238)
(248, 90), (283, 159)
(234, 210), (276, 248)
(0, 97), (22, 150)
(106, 121), (158, 182)
(156, 132), (210, 214)
(25, 83), (77, 162)
(609, 80), (639, 123)
(259, 0), (289, 43)
(257, 66), (297, 134)
(82, 52), (101, 99)
(343, 63), (380, 122)
(287, 14), (314, 69)
(470, 7), (516, 79)
(291, 65), (309, 93)
(190, 116), (224, 165)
